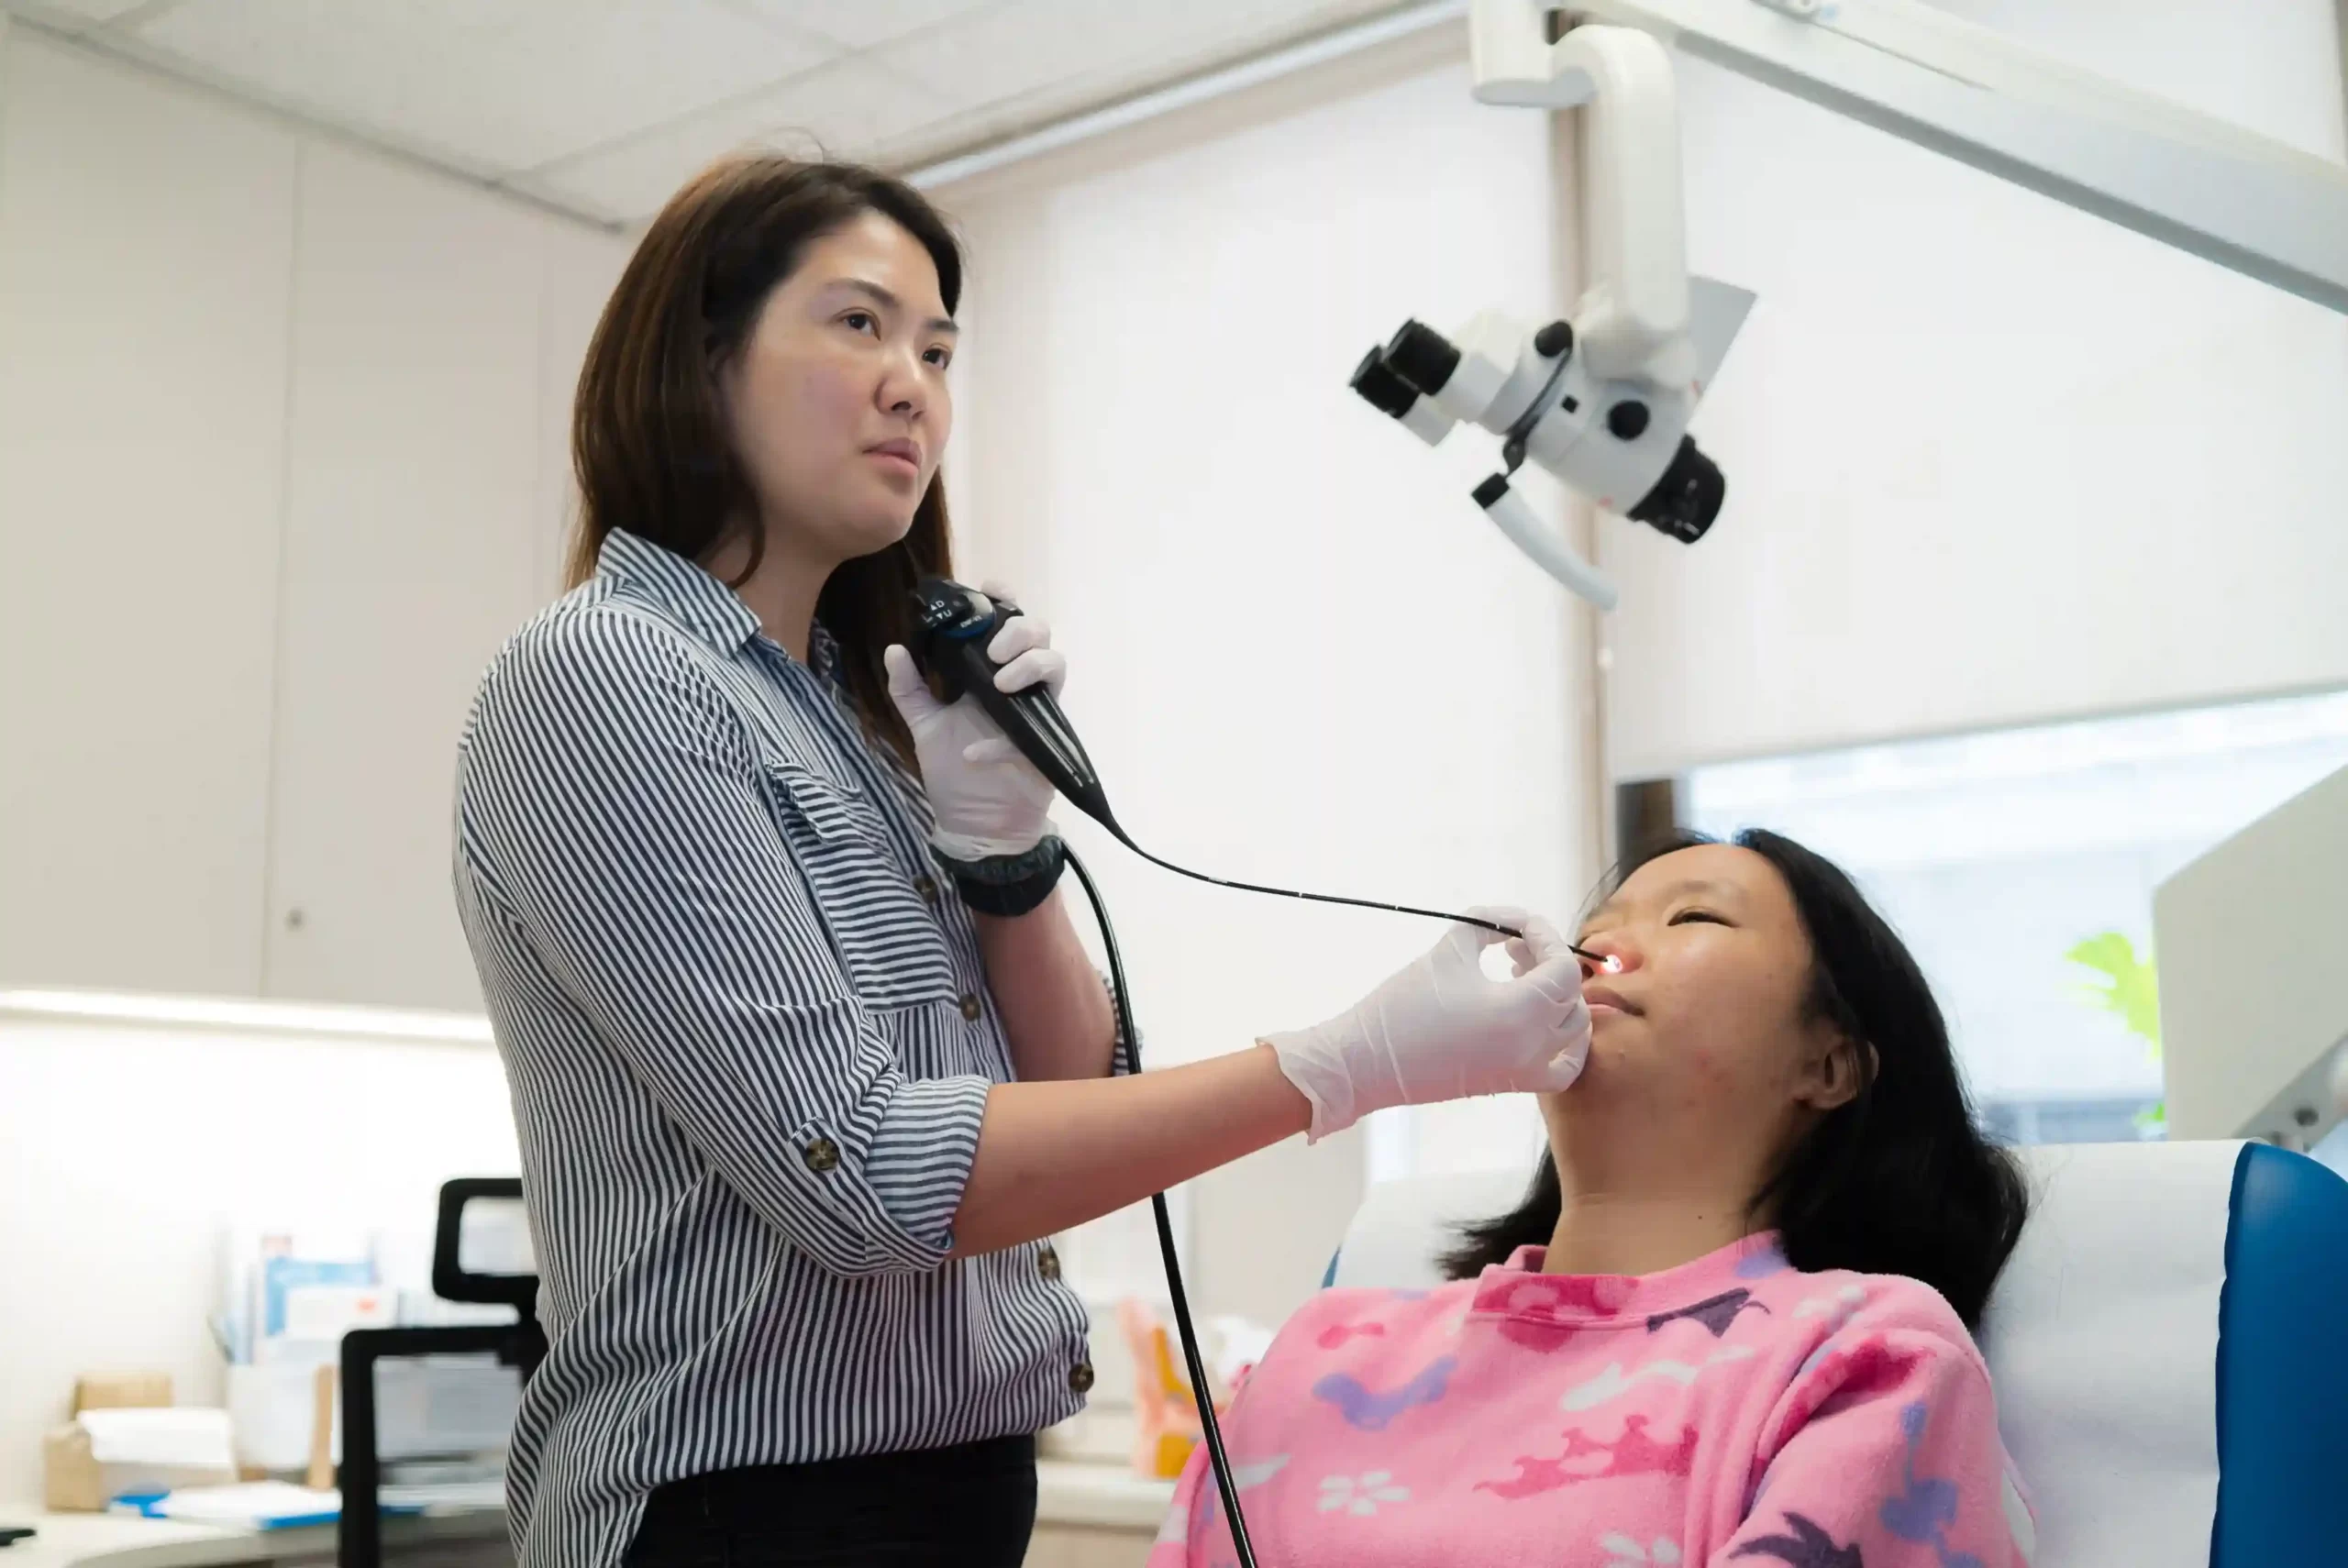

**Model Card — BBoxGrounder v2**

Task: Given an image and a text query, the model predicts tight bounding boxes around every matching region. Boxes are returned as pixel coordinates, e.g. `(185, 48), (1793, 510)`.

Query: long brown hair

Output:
(567, 155), (963, 769)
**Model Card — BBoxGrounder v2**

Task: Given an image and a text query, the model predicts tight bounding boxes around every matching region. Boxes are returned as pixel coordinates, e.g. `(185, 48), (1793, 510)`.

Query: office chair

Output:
(338, 1178), (543, 1568)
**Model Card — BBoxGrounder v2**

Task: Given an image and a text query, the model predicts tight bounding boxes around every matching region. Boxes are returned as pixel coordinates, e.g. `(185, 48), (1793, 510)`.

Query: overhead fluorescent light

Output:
(0, 988), (494, 1045)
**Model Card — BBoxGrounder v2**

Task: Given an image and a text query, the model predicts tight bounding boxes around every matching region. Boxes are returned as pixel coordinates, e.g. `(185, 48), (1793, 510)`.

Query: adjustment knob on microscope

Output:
(1533, 319), (1574, 359)
(1606, 401), (1651, 441)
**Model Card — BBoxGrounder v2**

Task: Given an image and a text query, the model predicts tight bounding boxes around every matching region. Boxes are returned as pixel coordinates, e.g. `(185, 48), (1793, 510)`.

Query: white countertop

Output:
(1036, 1459), (1177, 1531)
(0, 1507), (505, 1568)
(2, 1511), (258, 1568)
(3, 1464), (1173, 1565)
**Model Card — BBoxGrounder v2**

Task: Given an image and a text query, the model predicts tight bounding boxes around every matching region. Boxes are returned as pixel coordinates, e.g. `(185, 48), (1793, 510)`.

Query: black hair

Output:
(1439, 828), (2029, 1328)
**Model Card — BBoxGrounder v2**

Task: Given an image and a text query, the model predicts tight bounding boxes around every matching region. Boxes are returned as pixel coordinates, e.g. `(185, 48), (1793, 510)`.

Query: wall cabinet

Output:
(0, 39), (294, 1000)
(0, 33), (624, 1012)
(260, 147), (550, 1011)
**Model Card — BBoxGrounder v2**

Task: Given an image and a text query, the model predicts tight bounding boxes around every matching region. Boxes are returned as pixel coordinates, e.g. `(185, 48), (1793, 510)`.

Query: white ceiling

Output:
(6, 0), (1424, 225)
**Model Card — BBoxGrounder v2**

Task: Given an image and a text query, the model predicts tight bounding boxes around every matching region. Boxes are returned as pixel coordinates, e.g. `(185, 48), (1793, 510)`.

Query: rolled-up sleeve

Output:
(456, 611), (989, 1276)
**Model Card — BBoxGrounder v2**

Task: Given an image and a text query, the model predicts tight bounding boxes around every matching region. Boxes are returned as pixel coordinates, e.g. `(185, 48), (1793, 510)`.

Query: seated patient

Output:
(1151, 830), (2034, 1568)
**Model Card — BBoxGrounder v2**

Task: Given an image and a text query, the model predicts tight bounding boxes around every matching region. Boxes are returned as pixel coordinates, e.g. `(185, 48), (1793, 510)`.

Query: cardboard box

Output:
(42, 1423), (106, 1513)
(72, 1372), (172, 1415)
(42, 1405), (236, 1512)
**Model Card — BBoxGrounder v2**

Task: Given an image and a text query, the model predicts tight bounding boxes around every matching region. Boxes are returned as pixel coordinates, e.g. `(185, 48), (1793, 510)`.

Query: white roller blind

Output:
(939, 61), (1597, 1276)
(1602, 0), (2348, 777)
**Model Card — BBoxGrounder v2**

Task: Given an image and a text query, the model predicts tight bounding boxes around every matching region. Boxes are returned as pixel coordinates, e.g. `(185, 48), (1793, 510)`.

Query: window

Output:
(1678, 689), (2348, 1143)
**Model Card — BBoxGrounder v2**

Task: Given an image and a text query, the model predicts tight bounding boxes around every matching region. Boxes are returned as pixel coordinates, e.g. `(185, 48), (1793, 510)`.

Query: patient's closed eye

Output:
(1669, 910), (1726, 926)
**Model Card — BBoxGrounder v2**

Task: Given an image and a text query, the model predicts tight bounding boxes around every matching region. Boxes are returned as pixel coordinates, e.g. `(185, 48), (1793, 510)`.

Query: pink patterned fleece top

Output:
(1147, 1234), (2033, 1568)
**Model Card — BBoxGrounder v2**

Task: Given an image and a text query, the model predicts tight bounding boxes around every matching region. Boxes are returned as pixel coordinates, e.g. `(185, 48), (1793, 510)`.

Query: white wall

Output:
(1604, 0), (2348, 775)
(939, 56), (1600, 1321)
(0, 29), (628, 1010)
(0, 1012), (519, 1505)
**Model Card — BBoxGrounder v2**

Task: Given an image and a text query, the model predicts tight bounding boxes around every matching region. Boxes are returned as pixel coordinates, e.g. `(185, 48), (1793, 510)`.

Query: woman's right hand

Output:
(1263, 906), (1592, 1142)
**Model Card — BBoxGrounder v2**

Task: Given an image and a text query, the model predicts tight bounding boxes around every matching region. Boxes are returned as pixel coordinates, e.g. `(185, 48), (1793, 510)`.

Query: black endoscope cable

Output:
(1083, 807), (1605, 964)
(1061, 844), (1263, 1568)
(1058, 839), (1602, 1568)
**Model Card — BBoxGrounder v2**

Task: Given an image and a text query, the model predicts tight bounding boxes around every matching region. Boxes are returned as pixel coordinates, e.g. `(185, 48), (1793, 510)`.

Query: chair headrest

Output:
(1977, 1141), (2236, 1568)
(431, 1177), (537, 1314)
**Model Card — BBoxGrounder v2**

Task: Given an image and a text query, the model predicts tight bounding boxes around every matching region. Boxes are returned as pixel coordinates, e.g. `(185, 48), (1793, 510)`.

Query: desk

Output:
(1036, 1461), (1173, 1531)
(3, 1465), (1171, 1568)
(0, 1508), (506, 1568)
(1030, 1462), (1174, 1568)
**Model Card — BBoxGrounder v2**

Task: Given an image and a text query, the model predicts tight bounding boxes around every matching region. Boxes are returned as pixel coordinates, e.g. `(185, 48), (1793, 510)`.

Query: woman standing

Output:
(452, 157), (1592, 1568)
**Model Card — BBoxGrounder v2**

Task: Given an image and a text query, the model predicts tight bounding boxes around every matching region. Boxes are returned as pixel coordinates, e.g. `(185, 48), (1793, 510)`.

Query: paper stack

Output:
(111, 1481), (344, 1530)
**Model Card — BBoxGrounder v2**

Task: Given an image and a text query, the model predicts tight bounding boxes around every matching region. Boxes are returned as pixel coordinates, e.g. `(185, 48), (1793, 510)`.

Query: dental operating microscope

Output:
(1347, 17), (1754, 612)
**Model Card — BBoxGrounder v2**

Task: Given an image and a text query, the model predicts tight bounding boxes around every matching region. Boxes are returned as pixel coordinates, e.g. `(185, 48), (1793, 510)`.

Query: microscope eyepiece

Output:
(1383, 319), (1461, 396)
(1348, 347), (1421, 420)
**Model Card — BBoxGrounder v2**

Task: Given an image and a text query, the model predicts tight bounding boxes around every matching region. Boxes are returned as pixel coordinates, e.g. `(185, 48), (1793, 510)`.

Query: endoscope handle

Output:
(908, 578), (1115, 828)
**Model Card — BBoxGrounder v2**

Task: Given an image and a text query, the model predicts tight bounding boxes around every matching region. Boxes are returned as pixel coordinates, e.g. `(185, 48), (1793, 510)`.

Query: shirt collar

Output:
(596, 528), (843, 682)
(1468, 1232), (1789, 1328)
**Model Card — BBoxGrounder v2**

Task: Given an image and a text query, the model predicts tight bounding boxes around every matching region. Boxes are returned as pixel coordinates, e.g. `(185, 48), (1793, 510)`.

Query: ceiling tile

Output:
(131, 0), (840, 175)
(876, 0), (1165, 117)
(877, 0), (1401, 125)
(20, 0), (1425, 226)
(518, 54), (944, 222)
(731, 0), (995, 53)
(1, 0), (156, 30)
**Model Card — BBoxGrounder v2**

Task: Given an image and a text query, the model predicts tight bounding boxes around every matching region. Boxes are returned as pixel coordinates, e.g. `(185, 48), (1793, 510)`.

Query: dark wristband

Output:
(934, 834), (1068, 918)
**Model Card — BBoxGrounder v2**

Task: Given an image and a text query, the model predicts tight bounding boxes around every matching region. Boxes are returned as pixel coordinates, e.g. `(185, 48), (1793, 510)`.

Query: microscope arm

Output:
(1471, 12), (1694, 386)
(1485, 0), (2348, 319)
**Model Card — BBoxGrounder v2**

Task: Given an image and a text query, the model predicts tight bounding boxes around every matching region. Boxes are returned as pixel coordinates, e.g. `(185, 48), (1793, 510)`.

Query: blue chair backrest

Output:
(2215, 1143), (2348, 1564)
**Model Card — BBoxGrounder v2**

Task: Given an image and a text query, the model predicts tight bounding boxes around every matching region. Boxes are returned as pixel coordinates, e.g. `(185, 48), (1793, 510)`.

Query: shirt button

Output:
(958, 992), (983, 1021)
(1038, 1245), (1062, 1282)
(1069, 1362), (1095, 1395)
(803, 1138), (840, 1174)
(914, 874), (940, 906)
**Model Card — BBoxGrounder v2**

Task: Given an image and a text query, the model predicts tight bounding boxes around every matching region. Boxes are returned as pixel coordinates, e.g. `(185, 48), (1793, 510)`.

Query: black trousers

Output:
(622, 1433), (1038, 1568)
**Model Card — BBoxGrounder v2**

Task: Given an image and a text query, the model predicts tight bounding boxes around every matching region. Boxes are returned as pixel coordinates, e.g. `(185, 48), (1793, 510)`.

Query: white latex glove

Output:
(1265, 906), (1592, 1143)
(882, 580), (1068, 861)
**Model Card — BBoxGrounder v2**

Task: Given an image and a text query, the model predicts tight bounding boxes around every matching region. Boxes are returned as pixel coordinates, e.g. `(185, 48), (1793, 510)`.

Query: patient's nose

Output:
(1579, 941), (1632, 977)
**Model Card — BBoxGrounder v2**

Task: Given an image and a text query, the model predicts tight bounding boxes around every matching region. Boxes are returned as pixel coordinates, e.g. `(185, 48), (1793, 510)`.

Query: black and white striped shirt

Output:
(452, 529), (1093, 1568)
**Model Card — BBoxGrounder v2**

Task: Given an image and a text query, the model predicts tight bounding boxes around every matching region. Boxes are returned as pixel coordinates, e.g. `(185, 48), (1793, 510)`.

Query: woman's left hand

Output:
(883, 580), (1067, 861)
